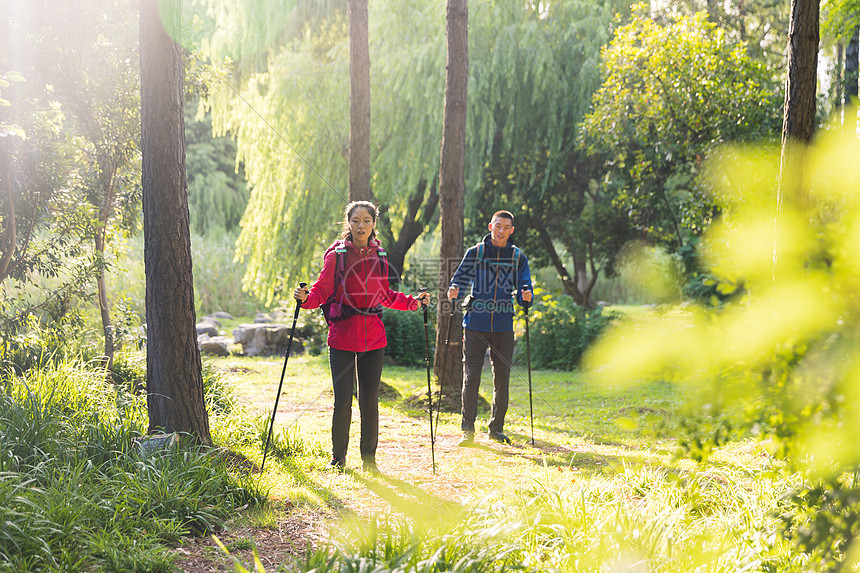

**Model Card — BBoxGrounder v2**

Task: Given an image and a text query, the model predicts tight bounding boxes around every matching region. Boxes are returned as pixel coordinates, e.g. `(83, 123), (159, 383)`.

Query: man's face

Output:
(488, 216), (514, 244)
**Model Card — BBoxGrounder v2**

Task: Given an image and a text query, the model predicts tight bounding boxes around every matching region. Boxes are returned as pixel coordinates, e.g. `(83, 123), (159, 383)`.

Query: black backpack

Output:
(320, 240), (389, 324)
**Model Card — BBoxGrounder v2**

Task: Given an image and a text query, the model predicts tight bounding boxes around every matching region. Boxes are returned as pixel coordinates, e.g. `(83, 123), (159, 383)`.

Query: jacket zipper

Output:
(363, 248), (369, 352)
(490, 248), (499, 331)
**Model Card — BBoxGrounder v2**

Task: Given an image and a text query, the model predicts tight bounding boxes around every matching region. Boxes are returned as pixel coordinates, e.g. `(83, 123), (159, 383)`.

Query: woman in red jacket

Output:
(294, 201), (429, 472)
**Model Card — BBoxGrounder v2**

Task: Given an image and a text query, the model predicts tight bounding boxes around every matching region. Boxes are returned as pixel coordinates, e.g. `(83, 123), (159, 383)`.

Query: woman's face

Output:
(348, 206), (376, 242)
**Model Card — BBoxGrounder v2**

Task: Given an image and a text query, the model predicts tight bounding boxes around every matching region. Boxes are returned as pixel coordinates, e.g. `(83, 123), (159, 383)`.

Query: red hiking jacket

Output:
(301, 238), (420, 352)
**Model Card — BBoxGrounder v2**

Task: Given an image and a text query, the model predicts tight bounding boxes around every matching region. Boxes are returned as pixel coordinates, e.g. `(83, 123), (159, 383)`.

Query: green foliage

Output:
(186, 101), (250, 236)
(0, 77), (100, 297)
(1, 0), (145, 369)
(678, 236), (745, 306)
(381, 307), (429, 368)
(514, 294), (621, 371)
(822, 0), (860, 44)
(650, 0), (789, 71)
(781, 472), (860, 571)
(198, 0), (628, 304)
(0, 309), (91, 375)
(586, 123), (860, 568)
(203, 358), (238, 414)
(0, 359), (265, 570)
(295, 307), (331, 356)
(582, 8), (782, 255)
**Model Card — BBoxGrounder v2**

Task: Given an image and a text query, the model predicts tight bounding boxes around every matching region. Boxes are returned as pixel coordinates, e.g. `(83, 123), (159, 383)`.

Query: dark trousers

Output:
(329, 347), (384, 461)
(461, 328), (514, 435)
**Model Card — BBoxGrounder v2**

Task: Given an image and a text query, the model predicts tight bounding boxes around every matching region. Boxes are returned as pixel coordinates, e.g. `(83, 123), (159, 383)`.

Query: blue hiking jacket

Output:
(449, 234), (532, 333)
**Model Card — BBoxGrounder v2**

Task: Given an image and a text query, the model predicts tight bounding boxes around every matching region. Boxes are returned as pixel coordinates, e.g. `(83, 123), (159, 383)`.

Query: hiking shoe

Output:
(488, 432), (511, 445)
(330, 456), (346, 470)
(362, 457), (379, 473)
(458, 431), (475, 447)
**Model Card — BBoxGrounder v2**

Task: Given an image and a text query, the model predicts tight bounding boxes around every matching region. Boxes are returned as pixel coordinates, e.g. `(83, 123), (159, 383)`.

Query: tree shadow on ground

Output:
(265, 455), (351, 512)
(349, 470), (462, 524)
(464, 432), (657, 473)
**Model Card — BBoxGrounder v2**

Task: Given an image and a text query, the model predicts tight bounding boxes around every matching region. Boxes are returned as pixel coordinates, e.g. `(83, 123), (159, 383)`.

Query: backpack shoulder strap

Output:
(512, 246), (521, 291)
(470, 242), (485, 295)
(376, 245), (389, 279)
(332, 240), (347, 287)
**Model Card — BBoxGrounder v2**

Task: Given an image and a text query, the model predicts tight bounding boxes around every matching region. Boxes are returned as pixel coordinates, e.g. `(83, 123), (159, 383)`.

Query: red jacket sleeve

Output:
(377, 270), (420, 311)
(302, 249), (337, 310)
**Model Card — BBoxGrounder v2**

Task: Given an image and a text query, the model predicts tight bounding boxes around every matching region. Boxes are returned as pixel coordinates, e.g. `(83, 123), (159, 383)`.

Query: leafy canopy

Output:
(581, 8), (782, 248)
(197, 0), (625, 304)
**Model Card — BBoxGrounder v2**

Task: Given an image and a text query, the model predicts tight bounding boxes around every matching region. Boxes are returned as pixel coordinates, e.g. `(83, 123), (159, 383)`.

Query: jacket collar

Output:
(343, 236), (381, 251)
(482, 233), (513, 251)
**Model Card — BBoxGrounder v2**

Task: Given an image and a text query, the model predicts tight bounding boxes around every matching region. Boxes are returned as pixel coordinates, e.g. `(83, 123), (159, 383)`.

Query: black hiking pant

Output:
(461, 328), (514, 435)
(329, 347), (385, 462)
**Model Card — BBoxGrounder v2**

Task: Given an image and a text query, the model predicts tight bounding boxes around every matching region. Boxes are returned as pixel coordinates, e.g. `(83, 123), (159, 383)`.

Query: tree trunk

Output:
(95, 162), (119, 375)
(94, 232), (114, 374)
(571, 247), (591, 303)
(778, 0), (819, 210)
(348, 0), (371, 202)
(781, 0), (820, 146)
(434, 0), (468, 404)
(140, 0), (211, 445)
(836, 42), (844, 113)
(845, 27), (858, 107)
(377, 179), (439, 286)
(533, 218), (580, 301)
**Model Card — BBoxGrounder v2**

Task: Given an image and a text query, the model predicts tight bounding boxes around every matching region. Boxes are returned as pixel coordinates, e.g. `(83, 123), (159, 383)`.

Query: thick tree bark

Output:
(781, 0), (819, 146)
(348, 0), (371, 202)
(778, 0), (819, 210)
(140, 0), (211, 445)
(434, 0), (467, 404)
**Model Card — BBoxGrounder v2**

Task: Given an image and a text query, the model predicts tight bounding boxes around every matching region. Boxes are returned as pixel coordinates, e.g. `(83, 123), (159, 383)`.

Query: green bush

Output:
(381, 307), (431, 368)
(514, 295), (621, 371)
(0, 311), (91, 375)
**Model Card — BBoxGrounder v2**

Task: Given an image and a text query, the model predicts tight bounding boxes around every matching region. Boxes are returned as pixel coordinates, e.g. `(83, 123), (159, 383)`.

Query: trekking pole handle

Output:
(294, 282), (307, 318)
(448, 283), (458, 315)
(520, 284), (532, 311)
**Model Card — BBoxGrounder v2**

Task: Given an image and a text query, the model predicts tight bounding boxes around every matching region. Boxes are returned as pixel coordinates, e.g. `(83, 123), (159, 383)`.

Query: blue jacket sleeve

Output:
(449, 247), (478, 300)
(516, 252), (533, 307)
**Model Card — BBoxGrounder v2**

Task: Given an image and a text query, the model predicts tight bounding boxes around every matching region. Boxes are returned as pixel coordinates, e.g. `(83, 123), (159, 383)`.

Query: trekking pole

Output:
(419, 287), (436, 474)
(522, 286), (535, 447)
(434, 289), (458, 430)
(261, 281), (307, 472)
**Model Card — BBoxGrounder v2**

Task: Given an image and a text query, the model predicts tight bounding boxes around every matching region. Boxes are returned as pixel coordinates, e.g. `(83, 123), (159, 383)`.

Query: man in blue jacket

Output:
(447, 210), (533, 446)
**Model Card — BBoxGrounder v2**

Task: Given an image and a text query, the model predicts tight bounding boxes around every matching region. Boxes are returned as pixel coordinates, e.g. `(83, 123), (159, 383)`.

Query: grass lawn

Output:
(182, 350), (794, 571)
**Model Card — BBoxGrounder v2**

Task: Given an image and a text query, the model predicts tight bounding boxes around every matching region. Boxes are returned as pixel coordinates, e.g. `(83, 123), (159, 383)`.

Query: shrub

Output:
(381, 307), (430, 368)
(0, 311), (90, 375)
(514, 294), (621, 371)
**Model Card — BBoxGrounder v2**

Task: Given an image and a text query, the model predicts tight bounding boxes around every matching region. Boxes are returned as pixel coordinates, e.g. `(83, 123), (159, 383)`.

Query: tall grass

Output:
(213, 456), (798, 573)
(0, 359), (266, 571)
